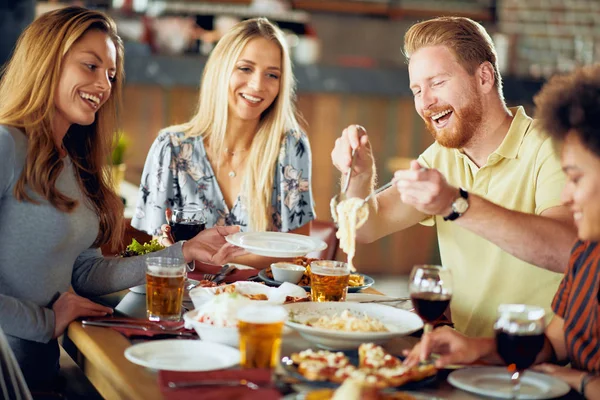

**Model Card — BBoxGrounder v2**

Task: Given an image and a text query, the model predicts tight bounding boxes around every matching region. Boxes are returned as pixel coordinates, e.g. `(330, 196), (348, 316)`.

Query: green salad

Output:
(120, 239), (165, 257)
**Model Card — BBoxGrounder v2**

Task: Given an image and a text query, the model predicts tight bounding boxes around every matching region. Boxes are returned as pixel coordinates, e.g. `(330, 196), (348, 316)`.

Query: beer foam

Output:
(237, 304), (287, 324)
(146, 265), (185, 277)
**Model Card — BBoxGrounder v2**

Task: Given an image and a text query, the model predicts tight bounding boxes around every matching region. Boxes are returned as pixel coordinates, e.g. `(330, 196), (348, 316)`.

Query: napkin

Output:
(188, 263), (258, 284)
(158, 369), (280, 400)
(82, 317), (196, 339)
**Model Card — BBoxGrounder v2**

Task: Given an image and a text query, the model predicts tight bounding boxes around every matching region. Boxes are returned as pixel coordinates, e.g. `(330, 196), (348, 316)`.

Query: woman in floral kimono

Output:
(132, 18), (315, 268)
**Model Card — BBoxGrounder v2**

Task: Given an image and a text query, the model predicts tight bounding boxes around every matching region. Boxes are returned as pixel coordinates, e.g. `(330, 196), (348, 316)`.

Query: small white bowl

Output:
(183, 309), (239, 347)
(271, 262), (306, 284)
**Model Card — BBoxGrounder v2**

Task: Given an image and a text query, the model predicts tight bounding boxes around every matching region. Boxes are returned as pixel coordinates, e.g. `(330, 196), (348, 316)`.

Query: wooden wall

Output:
(121, 85), (438, 275)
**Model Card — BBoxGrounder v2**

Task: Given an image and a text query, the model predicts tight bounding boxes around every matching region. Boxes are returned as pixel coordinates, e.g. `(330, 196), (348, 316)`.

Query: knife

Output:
(212, 264), (237, 284)
(81, 320), (196, 337)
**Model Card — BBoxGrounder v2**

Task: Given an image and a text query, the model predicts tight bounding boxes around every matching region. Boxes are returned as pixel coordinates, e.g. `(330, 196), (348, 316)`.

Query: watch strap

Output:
(443, 188), (468, 221)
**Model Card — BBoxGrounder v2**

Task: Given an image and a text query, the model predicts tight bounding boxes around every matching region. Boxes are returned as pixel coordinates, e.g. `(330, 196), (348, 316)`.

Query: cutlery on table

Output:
(202, 264), (234, 282)
(167, 379), (267, 390)
(358, 297), (411, 303)
(81, 319), (186, 332)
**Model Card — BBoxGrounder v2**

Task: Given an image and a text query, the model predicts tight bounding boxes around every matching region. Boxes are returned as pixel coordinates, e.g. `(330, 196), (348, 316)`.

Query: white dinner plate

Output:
(448, 367), (571, 399)
(284, 302), (423, 350)
(226, 232), (327, 257)
(124, 339), (240, 371)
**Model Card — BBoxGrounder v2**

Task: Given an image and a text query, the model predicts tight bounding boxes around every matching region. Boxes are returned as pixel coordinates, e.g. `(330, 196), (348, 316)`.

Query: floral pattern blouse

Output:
(131, 130), (315, 235)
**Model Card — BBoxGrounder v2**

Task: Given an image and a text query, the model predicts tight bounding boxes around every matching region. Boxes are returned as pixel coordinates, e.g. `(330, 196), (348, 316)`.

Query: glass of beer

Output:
(310, 260), (350, 302)
(237, 304), (287, 369)
(145, 257), (186, 321)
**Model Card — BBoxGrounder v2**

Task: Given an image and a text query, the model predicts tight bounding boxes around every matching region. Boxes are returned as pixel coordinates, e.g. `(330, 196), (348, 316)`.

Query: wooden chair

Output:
(307, 219), (339, 260)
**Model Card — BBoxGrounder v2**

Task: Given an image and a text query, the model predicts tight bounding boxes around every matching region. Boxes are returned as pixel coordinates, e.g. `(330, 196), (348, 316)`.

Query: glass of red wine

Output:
(495, 304), (546, 399)
(409, 265), (453, 340)
(170, 206), (206, 242)
(170, 206), (206, 272)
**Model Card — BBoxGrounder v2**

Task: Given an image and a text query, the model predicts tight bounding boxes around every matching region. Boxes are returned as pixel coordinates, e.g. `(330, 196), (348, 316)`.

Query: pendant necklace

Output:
(224, 147), (248, 178)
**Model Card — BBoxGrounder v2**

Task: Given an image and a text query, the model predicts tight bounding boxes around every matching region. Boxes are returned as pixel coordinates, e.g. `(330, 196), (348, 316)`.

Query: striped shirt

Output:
(552, 240), (600, 372)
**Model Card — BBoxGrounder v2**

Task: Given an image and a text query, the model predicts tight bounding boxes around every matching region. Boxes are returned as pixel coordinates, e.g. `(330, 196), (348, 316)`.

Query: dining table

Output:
(64, 286), (581, 400)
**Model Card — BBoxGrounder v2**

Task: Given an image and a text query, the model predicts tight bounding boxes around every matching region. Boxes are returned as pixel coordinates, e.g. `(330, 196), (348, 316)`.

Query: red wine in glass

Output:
(411, 292), (451, 323)
(496, 331), (545, 371)
(494, 304), (546, 399)
(170, 220), (205, 241)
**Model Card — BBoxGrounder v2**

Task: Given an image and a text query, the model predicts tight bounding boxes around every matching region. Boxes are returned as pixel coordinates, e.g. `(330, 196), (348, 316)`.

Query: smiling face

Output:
(561, 132), (600, 241)
(409, 45), (484, 149)
(53, 29), (117, 136)
(228, 37), (282, 124)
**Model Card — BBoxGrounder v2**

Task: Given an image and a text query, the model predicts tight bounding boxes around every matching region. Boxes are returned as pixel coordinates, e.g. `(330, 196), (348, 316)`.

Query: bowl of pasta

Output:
(283, 302), (423, 350)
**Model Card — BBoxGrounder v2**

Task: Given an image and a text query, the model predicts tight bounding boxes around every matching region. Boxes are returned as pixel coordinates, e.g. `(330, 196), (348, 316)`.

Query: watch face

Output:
(453, 197), (469, 214)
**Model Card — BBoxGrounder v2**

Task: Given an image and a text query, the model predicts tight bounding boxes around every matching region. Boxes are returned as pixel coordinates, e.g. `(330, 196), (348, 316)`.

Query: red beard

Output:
(424, 94), (483, 149)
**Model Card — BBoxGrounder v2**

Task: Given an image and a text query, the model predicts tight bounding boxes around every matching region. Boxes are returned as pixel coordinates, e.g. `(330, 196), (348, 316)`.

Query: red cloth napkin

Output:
(158, 369), (280, 400)
(188, 263), (258, 284)
(82, 317), (196, 338)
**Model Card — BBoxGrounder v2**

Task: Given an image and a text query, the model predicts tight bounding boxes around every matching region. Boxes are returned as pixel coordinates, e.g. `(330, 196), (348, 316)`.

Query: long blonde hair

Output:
(404, 17), (504, 100)
(0, 6), (125, 249)
(170, 18), (301, 232)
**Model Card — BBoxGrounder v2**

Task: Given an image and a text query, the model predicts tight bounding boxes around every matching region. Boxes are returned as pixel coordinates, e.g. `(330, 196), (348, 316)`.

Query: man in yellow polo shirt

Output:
(330, 17), (577, 337)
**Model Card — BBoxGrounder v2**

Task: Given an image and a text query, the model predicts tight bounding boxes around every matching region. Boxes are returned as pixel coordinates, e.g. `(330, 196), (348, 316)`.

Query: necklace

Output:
(224, 147), (248, 178)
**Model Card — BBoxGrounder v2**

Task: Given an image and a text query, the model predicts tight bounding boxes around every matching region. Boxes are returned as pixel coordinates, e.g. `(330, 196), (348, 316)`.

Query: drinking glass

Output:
(237, 304), (287, 369)
(145, 257), (187, 321)
(495, 304), (546, 399)
(409, 265), (453, 336)
(170, 206), (206, 272)
(170, 206), (206, 242)
(310, 260), (350, 302)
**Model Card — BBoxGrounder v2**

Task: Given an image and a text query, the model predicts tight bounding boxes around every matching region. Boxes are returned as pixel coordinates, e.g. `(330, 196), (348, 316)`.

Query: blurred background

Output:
(2, 0), (599, 289)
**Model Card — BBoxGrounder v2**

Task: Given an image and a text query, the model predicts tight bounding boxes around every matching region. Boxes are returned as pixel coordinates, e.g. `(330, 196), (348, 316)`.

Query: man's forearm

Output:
(454, 195), (576, 273)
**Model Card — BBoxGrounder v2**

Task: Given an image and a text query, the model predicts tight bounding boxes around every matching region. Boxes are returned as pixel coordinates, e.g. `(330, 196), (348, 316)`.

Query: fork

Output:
(330, 148), (356, 224)
(81, 319), (186, 332)
(167, 379), (263, 390)
(202, 264), (231, 282)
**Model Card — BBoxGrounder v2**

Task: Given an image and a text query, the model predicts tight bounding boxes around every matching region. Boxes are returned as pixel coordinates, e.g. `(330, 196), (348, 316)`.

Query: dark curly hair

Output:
(534, 64), (600, 157)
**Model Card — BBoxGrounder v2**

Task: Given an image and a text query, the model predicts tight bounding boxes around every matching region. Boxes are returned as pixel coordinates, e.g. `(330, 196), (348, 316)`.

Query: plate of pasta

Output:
(283, 302), (423, 350)
(226, 232), (327, 258)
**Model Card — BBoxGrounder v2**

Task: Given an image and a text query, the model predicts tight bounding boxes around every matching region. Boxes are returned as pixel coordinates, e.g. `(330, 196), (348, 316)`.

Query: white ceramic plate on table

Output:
(226, 232), (327, 258)
(124, 339), (239, 371)
(283, 302), (423, 350)
(447, 367), (570, 399)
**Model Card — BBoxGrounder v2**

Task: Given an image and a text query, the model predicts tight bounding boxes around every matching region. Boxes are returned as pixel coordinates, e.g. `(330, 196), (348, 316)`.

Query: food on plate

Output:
(264, 257), (365, 287)
(305, 310), (388, 333)
(194, 292), (253, 328)
(213, 284), (269, 300)
(119, 238), (165, 257)
(334, 198), (369, 271)
(290, 343), (437, 389)
(306, 380), (418, 400)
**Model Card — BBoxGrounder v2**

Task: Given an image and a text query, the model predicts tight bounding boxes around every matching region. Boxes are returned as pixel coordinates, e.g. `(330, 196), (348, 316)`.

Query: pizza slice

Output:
(358, 343), (402, 369)
(291, 349), (349, 367)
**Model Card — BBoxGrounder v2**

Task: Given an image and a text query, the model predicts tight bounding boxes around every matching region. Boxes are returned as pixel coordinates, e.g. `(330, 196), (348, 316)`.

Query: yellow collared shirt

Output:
(418, 106), (565, 337)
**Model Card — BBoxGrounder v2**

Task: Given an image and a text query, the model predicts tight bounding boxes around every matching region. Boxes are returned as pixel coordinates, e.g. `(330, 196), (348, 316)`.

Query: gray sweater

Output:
(0, 125), (184, 390)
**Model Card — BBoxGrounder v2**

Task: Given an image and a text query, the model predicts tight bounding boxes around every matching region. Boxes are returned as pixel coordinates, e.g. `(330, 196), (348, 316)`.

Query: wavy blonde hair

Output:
(0, 6), (125, 249)
(170, 18), (301, 232)
(404, 16), (504, 100)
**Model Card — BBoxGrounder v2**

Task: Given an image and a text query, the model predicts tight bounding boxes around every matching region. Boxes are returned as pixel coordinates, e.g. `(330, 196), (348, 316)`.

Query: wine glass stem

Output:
(423, 322), (433, 335)
(511, 370), (521, 399)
